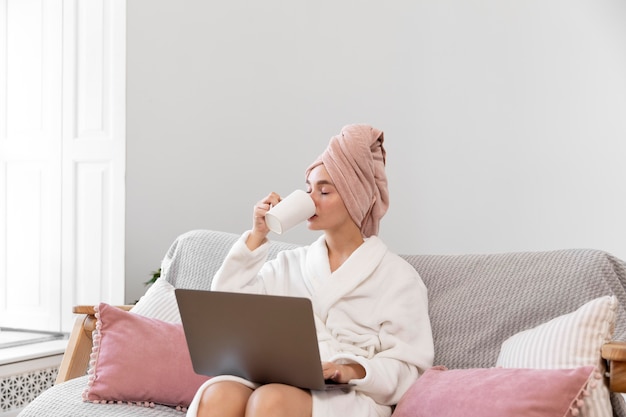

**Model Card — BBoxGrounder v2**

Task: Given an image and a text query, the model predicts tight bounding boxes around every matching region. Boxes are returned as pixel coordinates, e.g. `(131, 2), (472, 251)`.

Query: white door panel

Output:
(61, 0), (126, 332)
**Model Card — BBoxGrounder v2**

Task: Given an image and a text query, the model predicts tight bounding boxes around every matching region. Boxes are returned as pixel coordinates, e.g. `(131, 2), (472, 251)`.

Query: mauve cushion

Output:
(392, 365), (597, 417)
(82, 303), (210, 408)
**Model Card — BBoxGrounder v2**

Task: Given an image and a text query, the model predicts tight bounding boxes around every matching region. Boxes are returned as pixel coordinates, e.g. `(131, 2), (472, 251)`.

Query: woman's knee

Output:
(198, 381), (252, 417)
(246, 384), (312, 417)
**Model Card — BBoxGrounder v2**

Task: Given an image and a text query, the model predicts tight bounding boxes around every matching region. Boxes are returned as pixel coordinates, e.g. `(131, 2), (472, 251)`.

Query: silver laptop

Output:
(175, 289), (353, 391)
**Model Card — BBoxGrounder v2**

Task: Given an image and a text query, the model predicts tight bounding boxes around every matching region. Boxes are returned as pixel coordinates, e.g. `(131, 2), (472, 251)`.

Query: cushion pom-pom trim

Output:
(82, 304), (103, 402)
(567, 366), (600, 417)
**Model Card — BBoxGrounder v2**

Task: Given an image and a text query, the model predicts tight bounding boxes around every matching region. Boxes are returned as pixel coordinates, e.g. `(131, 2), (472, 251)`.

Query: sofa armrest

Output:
(55, 305), (133, 385)
(602, 341), (626, 392)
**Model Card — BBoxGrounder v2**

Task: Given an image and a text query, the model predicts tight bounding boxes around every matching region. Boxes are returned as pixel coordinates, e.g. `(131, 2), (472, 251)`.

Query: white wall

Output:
(126, 0), (626, 303)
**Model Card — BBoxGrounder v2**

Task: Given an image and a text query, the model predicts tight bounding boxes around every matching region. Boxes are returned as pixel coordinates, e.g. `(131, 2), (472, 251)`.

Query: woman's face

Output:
(305, 165), (355, 233)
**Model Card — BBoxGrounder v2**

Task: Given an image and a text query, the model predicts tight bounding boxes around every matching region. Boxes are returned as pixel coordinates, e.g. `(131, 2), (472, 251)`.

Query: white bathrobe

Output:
(186, 232), (434, 417)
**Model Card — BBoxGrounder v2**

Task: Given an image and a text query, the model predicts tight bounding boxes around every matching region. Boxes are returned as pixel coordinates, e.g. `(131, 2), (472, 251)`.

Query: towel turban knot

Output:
(305, 124), (389, 237)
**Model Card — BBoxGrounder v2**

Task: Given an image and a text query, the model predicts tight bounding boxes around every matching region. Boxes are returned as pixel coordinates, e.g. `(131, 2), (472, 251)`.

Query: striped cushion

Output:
(131, 278), (181, 323)
(496, 296), (617, 417)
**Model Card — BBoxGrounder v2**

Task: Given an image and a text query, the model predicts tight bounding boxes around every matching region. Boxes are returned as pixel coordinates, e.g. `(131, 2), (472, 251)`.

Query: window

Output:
(0, 0), (125, 334)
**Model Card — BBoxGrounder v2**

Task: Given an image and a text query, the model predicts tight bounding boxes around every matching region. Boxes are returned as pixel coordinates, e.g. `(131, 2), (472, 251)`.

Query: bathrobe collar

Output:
(304, 234), (388, 321)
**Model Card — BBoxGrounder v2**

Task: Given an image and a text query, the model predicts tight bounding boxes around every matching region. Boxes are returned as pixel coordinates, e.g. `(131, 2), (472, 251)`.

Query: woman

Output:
(186, 124), (434, 417)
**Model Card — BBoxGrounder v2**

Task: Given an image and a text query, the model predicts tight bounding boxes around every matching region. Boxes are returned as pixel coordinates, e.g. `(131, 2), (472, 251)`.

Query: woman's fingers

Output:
(321, 362), (340, 381)
(251, 192), (282, 236)
(253, 193), (280, 220)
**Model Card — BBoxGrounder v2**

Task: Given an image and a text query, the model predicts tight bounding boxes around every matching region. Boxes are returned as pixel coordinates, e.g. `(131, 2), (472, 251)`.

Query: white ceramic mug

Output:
(265, 190), (316, 234)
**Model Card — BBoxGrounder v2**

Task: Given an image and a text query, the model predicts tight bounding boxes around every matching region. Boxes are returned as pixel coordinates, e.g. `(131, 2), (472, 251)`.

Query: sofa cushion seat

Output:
(21, 376), (184, 417)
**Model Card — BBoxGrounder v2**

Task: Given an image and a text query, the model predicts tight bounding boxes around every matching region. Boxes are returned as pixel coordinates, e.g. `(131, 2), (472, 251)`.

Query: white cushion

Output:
(496, 295), (617, 417)
(130, 277), (181, 323)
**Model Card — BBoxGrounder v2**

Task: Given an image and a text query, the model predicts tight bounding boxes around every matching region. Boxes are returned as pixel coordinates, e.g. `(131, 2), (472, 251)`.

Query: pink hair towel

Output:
(306, 124), (388, 237)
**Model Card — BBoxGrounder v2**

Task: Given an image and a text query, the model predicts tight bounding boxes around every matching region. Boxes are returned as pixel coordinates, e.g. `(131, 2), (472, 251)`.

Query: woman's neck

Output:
(324, 225), (364, 273)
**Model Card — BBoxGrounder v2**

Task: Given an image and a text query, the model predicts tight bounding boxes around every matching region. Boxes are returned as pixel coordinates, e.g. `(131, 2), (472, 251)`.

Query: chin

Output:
(306, 220), (321, 231)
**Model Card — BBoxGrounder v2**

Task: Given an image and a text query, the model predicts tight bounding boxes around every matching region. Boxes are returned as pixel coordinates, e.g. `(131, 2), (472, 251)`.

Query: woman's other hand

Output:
(246, 192), (281, 251)
(321, 362), (365, 383)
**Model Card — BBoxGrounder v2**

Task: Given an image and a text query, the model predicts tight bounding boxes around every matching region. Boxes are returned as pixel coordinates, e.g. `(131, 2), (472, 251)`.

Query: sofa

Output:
(18, 229), (626, 417)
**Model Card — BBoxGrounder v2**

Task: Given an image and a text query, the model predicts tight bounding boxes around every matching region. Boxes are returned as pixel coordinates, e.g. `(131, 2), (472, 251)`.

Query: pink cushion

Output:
(82, 303), (210, 408)
(392, 365), (598, 417)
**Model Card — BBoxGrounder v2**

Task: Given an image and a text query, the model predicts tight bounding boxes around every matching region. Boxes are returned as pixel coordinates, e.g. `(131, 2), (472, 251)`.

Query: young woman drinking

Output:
(186, 124), (434, 417)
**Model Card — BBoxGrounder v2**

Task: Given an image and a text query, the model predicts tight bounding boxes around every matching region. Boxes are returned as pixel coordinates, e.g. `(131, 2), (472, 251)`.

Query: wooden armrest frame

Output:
(602, 342), (626, 392)
(55, 305), (133, 384)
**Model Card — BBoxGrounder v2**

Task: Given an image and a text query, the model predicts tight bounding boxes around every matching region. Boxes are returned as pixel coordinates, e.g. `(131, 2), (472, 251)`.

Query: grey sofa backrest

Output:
(160, 229), (298, 290)
(161, 229), (626, 370)
(405, 250), (626, 369)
